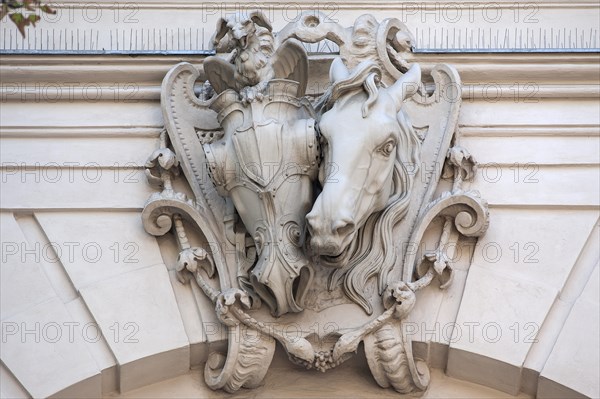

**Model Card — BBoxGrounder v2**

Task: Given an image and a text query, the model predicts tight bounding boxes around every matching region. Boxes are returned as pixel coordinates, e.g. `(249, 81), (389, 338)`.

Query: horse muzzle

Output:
(250, 242), (313, 317)
(306, 212), (356, 258)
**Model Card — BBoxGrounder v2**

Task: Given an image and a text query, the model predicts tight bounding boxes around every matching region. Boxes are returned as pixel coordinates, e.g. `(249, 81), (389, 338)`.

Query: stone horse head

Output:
(307, 59), (421, 259)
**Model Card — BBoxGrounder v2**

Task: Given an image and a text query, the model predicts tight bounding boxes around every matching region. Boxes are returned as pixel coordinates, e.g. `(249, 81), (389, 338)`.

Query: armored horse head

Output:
(204, 81), (319, 317)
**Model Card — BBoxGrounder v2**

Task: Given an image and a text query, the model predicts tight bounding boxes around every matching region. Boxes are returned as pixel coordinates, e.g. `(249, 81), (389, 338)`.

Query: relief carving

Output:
(142, 11), (489, 395)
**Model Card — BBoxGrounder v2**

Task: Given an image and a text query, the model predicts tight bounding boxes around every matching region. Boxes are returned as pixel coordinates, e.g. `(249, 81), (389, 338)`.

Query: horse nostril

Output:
(333, 219), (355, 238)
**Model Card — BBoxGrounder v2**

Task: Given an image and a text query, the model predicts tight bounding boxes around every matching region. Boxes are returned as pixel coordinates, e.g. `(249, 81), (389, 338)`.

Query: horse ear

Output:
(329, 58), (349, 83)
(387, 63), (421, 109)
(249, 10), (273, 31)
(211, 17), (229, 48)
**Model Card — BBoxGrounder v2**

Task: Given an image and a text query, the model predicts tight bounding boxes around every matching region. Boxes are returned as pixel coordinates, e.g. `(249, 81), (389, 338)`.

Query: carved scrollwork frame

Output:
(142, 11), (489, 395)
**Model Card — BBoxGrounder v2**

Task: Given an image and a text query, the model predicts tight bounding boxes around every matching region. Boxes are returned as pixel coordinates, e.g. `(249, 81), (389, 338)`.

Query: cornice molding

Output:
(1, 83), (597, 102)
(2, 124), (597, 138)
(1, 53), (598, 102)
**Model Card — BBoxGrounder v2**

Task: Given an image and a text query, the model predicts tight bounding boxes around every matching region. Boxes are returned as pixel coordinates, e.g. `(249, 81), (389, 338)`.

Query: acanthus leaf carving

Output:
(142, 11), (490, 396)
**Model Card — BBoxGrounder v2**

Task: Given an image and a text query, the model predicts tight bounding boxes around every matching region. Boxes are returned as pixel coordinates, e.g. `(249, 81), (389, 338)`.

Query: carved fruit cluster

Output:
(294, 350), (343, 373)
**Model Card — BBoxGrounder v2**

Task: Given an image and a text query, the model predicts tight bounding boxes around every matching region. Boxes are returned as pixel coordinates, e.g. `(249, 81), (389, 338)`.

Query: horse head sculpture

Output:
(307, 59), (422, 259)
(148, 13), (489, 393)
(204, 80), (319, 317)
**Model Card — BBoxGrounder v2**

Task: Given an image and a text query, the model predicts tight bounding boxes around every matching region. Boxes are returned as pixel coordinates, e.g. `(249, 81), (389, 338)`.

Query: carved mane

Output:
(317, 64), (422, 314)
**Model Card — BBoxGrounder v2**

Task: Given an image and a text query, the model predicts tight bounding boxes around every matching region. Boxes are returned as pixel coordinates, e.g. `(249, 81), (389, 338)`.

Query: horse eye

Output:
(379, 139), (396, 157)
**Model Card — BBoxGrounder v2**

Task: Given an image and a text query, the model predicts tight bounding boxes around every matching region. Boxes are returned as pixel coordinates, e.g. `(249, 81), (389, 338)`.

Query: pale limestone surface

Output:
(1, 298), (102, 398)
(65, 298), (118, 396)
(112, 350), (533, 399)
(0, 3), (599, 398)
(447, 210), (599, 394)
(36, 212), (165, 289)
(0, 213), (56, 319)
(538, 263), (600, 399)
(80, 264), (190, 392)
(0, 170), (155, 209)
(448, 266), (557, 394)
(0, 364), (29, 399)
(1, 2), (598, 54)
